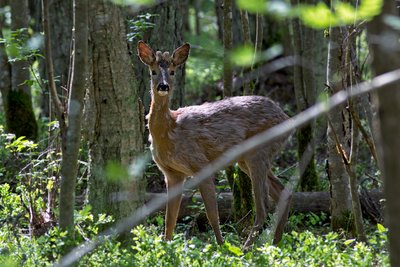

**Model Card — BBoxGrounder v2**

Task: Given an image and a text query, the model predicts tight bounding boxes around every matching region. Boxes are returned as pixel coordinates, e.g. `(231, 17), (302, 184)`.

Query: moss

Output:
(331, 210), (356, 236)
(226, 165), (254, 234)
(5, 90), (38, 141)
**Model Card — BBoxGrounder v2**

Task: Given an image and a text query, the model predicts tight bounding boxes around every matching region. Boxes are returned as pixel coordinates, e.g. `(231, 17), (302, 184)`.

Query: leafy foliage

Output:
(0, 219), (389, 266)
(236, 0), (383, 29)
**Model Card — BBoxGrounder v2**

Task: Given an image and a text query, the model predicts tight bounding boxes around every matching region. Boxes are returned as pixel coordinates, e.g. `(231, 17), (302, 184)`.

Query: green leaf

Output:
(230, 45), (255, 67)
(377, 223), (386, 233)
(344, 238), (356, 246)
(236, 0), (266, 13)
(297, 2), (336, 29)
(358, 0), (383, 19)
(226, 242), (243, 256)
(335, 2), (357, 24)
(110, 0), (155, 5)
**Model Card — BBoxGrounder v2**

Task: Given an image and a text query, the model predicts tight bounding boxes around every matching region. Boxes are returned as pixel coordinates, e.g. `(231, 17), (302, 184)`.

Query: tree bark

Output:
(146, 190), (383, 222)
(368, 2), (400, 266)
(291, 0), (319, 191)
(5, 0), (38, 141)
(223, 0), (232, 97)
(59, 0), (88, 232)
(222, 0), (254, 232)
(86, 0), (145, 221)
(326, 25), (354, 232)
(0, 1), (12, 124)
(42, 0), (73, 117)
(130, 0), (186, 111)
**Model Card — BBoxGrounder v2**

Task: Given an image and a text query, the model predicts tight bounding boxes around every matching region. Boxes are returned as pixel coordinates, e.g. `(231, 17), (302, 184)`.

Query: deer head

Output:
(137, 41), (190, 97)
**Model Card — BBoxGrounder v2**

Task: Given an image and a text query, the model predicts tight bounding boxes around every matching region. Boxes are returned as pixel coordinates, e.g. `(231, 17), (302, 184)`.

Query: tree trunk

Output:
(146, 189), (383, 223)
(326, 25), (354, 233)
(368, 2), (400, 266)
(223, 0), (254, 233)
(291, 0), (319, 191)
(59, 0), (88, 232)
(130, 0), (186, 111)
(223, 0), (232, 97)
(86, 0), (145, 222)
(214, 0), (223, 41)
(5, 0), (38, 141)
(43, 0), (73, 117)
(0, 1), (12, 125)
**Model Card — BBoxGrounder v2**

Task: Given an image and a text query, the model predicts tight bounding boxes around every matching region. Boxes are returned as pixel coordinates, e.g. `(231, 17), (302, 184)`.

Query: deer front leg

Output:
(199, 178), (224, 245)
(165, 173), (184, 241)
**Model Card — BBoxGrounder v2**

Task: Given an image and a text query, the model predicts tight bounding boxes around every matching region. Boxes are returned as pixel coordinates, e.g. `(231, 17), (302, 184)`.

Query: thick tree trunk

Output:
(130, 0), (186, 111)
(86, 0), (145, 221)
(368, 2), (400, 266)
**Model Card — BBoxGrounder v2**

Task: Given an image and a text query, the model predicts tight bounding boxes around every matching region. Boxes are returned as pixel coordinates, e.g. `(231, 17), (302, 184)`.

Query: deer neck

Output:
(148, 93), (175, 140)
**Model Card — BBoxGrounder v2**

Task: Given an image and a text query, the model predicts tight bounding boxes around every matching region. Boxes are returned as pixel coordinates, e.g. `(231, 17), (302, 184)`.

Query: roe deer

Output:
(137, 41), (292, 247)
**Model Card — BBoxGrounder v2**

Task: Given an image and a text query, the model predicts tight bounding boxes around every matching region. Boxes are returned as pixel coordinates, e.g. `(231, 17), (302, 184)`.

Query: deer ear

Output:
(172, 43), (190, 66)
(137, 41), (156, 65)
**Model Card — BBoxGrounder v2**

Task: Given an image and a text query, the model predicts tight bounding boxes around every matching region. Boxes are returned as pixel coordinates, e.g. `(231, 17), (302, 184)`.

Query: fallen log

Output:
(145, 189), (383, 222)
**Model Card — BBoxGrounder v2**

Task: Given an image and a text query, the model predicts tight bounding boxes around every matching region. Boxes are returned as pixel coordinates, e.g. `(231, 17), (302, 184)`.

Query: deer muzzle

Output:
(157, 82), (169, 96)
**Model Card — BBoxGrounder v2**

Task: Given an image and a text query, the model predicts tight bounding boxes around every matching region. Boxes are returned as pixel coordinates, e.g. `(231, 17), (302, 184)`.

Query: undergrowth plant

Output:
(0, 219), (389, 266)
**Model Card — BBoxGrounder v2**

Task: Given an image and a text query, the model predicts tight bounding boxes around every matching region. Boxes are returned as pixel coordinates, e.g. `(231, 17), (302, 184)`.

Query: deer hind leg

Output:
(164, 172), (185, 242)
(268, 170), (292, 245)
(241, 157), (270, 248)
(199, 178), (224, 244)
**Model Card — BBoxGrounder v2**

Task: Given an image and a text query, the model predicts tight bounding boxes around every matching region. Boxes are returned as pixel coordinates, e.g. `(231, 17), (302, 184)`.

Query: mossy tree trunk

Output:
(3, 0), (38, 141)
(0, 2), (11, 126)
(86, 0), (145, 222)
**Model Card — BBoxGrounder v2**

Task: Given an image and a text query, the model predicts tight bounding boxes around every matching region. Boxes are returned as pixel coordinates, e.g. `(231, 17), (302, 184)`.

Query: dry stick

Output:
(56, 68), (400, 267)
(349, 106), (379, 165)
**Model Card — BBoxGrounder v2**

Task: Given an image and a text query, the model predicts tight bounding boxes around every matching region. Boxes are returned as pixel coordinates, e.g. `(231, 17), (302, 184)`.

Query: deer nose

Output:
(157, 83), (169, 92)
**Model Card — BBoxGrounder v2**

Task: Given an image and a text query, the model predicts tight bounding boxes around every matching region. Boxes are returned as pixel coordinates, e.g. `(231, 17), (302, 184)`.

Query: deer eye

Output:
(170, 71), (175, 76)
(151, 70), (157, 75)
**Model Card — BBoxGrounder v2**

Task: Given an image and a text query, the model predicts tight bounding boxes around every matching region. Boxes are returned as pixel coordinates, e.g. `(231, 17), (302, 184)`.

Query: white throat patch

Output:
(158, 91), (169, 96)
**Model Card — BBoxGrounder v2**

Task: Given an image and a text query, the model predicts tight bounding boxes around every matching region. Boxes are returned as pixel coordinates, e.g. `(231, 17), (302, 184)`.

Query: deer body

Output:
(138, 41), (292, 247)
(149, 96), (289, 175)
